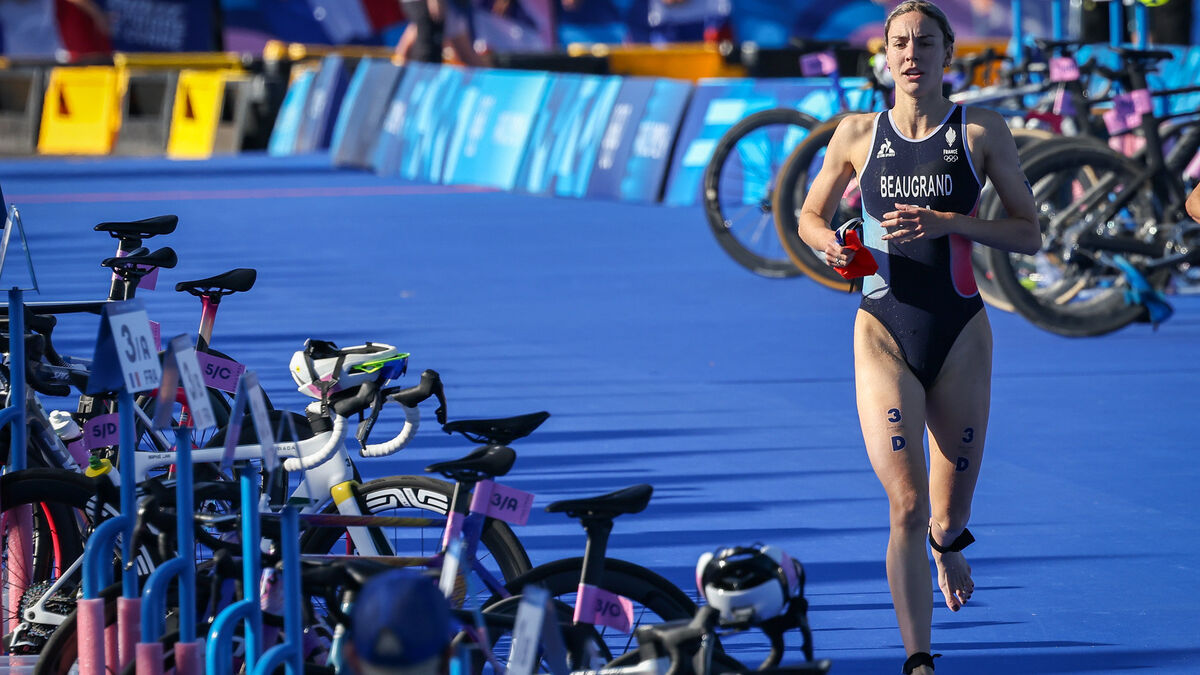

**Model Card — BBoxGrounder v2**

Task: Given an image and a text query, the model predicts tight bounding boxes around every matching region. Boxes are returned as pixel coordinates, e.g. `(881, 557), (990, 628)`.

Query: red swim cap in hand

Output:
(835, 225), (878, 280)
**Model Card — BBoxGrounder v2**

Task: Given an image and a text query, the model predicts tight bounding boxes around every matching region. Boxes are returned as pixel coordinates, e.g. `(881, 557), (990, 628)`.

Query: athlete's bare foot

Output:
(932, 548), (973, 611)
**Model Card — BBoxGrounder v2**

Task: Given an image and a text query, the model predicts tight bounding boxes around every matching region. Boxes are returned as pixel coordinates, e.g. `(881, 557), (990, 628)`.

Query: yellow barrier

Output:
(569, 42), (745, 81)
(37, 66), (122, 155)
(167, 69), (247, 159)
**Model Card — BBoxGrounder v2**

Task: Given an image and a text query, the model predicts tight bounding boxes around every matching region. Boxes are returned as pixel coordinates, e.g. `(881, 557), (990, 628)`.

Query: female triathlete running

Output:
(793, 2), (1040, 673)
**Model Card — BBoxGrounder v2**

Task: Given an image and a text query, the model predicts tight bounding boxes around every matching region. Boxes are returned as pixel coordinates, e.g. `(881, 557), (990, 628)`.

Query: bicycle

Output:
(30, 404), (547, 673)
(981, 46), (1200, 336)
(478, 483), (711, 670)
(701, 46), (890, 279)
(4, 341), (532, 659)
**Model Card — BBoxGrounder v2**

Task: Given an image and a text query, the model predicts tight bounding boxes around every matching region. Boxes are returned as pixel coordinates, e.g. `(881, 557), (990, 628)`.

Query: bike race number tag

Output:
(149, 321), (161, 351)
(153, 334), (217, 433)
(1049, 57), (1080, 83)
(801, 50), (837, 77)
(509, 586), (570, 675)
(87, 299), (162, 394)
(221, 371), (276, 474)
(196, 352), (246, 394)
(83, 413), (120, 450)
(574, 584), (635, 632)
(468, 479), (535, 526)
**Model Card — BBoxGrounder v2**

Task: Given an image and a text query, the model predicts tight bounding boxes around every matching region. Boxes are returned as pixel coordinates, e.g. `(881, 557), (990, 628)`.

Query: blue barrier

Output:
(442, 70), (552, 191)
(330, 58), (405, 168)
(372, 63), (473, 182)
(663, 77), (876, 206)
(267, 68), (316, 156)
(515, 73), (623, 197)
(587, 76), (693, 203)
(293, 55), (352, 153)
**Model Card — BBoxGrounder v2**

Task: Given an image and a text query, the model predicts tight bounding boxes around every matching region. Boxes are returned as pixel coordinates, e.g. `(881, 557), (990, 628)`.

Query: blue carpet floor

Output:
(3, 153), (1199, 673)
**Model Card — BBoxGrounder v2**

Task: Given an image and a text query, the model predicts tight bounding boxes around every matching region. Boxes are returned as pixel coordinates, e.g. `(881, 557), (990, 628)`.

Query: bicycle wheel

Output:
(772, 114), (863, 292)
(703, 108), (819, 278)
(970, 127), (1061, 314)
(481, 557), (698, 671)
(300, 475), (531, 607)
(1, 469), (103, 656)
(29, 581), (121, 675)
(986, 139), (1170, 336)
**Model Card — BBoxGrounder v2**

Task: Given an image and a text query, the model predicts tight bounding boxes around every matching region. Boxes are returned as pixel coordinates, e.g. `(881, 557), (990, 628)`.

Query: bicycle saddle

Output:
(425, 444), (516, 481)
(545, 484), (653, 519)
(101, 246), (178, 271)
(175, 268), (258, 296)
(94, 215), (178, 238)
(442, 411), (550, 446)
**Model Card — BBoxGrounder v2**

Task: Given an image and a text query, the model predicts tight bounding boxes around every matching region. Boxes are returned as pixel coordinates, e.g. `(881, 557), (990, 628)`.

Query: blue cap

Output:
(351, 569), (453, 668)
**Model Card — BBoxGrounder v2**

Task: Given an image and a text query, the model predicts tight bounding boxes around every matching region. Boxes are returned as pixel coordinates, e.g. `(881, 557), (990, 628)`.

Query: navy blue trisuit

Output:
(857, 104), (984, 390)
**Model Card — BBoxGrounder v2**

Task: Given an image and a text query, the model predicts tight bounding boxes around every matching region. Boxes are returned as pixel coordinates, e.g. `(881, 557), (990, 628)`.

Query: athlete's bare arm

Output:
(880, 108), (1040, 255)
(1188, 183), (1200, 224)
(797, 114), (874, 266)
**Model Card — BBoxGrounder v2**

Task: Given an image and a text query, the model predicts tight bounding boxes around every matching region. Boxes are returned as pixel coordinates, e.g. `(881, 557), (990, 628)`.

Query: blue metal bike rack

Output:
(206, 468), (265, 675)
(0, 288), (28, 470)
(140, 425), (198, 646)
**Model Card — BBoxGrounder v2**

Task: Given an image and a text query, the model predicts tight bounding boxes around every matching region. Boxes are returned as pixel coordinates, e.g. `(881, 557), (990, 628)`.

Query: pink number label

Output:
(196, 352), (245, 394)
(1129, 89), (1153, 115)
(1103, 108), (1131, 135)
(149, 320), (162, 352)
(800, 51), (837, 77)
(469, 480), (534, 526)
(84, 413), (120, 450)
(574, 584), (634, 632)
(1049, 57), (1080, 83)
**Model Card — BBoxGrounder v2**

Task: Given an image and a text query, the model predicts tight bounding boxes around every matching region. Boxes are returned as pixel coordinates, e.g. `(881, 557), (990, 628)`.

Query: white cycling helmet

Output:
(289, 340), (409, 399)
(695, 544), (805, 625)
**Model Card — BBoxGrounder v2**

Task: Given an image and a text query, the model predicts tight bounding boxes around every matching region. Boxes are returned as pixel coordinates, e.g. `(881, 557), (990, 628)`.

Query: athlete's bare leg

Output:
(854, 310), (934, 674)
(926, 310), (992, 611)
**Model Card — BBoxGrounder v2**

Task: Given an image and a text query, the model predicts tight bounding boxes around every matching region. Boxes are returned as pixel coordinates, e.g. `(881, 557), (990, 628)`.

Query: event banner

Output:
(293, 55), (352, 153)
(330, 60), (406, 168)
(514, 74), (623, 198)
(268, 68), (316, 156)
(586, 77), (692, 203)
(663, 78), (876, 207)
(371, 64), (474, 183)
(441, 70), (551, 191)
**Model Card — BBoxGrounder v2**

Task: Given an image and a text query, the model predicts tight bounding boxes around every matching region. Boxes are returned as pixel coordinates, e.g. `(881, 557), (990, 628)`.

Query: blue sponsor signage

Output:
(441, 70), (551, 191)
(515, 74), (622, 198)
(371, 64), (473, 182)
(268, 68), (316, 156)
(663, 78), (876, 206)
(586, 77), (692, 203)
(330, 59), (405, 168)
(294, 55), (352, 153)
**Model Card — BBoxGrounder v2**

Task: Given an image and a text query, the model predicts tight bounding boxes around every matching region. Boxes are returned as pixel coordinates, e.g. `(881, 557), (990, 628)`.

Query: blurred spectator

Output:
(56, 0), (110, 59)
(394, 0), (487, 65)
(0, 0), (63, 57)
(343, 569), (456, 675)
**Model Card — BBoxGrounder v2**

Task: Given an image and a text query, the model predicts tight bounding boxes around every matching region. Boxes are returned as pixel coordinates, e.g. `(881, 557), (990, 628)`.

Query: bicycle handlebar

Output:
(282, 413), (348, 472)
(359, 403), (420, 458)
